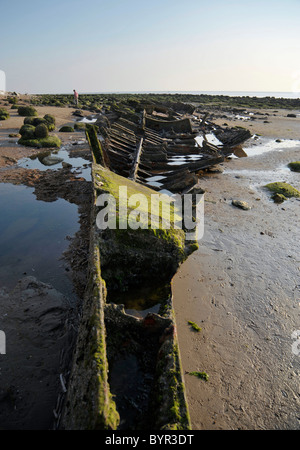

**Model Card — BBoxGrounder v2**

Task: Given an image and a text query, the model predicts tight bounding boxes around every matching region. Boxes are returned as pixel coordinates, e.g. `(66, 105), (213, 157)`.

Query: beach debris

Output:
(233, 145), (248, 158)
(188, 321), (202, 332)
(60, 373), (67, 393)
(232, 199), (251, 210)
(271, 193), (287, 204)
(188, 371), (209, 382)
(205, 165), (224, 173)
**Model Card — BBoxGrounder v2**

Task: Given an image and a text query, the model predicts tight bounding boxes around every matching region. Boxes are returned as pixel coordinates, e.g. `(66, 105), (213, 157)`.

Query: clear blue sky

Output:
(1, 0), (300, 94)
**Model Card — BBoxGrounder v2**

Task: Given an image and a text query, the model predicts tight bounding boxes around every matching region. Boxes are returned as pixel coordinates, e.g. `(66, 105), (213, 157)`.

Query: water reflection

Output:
(0, 183), (79, 300)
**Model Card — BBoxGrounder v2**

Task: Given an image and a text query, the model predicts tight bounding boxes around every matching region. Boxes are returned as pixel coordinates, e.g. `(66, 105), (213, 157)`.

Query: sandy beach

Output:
(0, 98), (299, 429)
(173, 111), (300, 429)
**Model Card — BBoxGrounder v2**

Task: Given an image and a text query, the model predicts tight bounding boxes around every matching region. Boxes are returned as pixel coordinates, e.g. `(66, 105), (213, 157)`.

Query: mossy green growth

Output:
(188, 321), (202, 332)
(264, 182), (300, 198)
(43, 114), (55, 125)
(19, 124), (36, 139)
(188, 371), (209, 381)
(0, 108), (10, 120)
(18, 105), (38, 117)
(43, 114), (56, 131)
(35, 123), (49, 138)
(24, 115), (56, 131)
(94, 166), (186, 250)
(288, 162), (300, 173)
(18, 135), (61, 149)
(86, 124), (106, 166)
(59, 126), (74, 132)
(155, 342), (191, 430)
(23, 117), (36, 125)
(7, 96), (18, 105)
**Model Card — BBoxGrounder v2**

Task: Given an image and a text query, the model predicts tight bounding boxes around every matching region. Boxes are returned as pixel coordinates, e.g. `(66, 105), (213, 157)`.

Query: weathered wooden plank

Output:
(130, 137), (144, 181)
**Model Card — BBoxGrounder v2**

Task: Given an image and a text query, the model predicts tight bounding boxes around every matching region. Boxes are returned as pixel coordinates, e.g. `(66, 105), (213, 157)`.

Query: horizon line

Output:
(24, 90), (300, 99)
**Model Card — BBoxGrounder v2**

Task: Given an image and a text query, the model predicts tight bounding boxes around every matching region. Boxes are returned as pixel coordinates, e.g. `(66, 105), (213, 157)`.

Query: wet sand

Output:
(213, 107), (300, 140)
(173, 117), (300, 429)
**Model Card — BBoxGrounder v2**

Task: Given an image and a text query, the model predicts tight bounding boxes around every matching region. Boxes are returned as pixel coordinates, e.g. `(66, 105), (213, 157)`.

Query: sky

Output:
(1, 0), (300, 94)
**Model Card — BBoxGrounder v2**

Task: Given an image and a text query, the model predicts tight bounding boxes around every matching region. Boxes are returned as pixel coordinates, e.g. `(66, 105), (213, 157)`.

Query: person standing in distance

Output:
(73, 89), (79, 106)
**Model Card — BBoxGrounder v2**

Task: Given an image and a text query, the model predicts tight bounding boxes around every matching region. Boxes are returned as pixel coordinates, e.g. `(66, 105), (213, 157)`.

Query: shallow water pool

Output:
(18, 146), (92, 181)
(0, 183), (79, 299)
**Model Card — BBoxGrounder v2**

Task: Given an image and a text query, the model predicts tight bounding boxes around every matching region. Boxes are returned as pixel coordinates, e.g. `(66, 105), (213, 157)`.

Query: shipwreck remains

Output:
(95, 101), (251, 194)
(62, 100), (251, 430)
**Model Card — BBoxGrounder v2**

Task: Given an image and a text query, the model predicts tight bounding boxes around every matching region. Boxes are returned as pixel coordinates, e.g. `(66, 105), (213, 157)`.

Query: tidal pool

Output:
(0, 183), (79, 300)
(18, 146), (92, 181)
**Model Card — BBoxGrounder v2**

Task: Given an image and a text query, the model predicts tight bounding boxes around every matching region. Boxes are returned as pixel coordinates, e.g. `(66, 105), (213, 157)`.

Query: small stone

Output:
(62, 162), (72, 169)
(232, 199), (251, 210)
(42, 156), (63, 166)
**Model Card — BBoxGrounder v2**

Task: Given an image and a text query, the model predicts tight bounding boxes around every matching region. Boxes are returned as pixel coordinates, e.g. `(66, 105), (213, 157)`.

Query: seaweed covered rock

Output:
(19, 124), (36, 140)
(24, 115), (56, 131)
(0, 108), (10, 120)
(18, 113), (60, 148)
(18, 135), (61, 149)
(288, 162), (300, 173)
(7, 96), (18, 105)
(265, 182), (300, 199)
(35, 123), (49, 139)
(44, 114), (56, 131)
(59, 126), (74, 132)
(33, 118), (48, 127)
(18, 105), (38, 117)
(23, 116), (36, 125)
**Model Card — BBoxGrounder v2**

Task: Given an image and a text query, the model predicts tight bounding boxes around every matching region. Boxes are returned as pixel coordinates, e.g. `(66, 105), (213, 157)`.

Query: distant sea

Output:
(84, 91), (300, 99)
